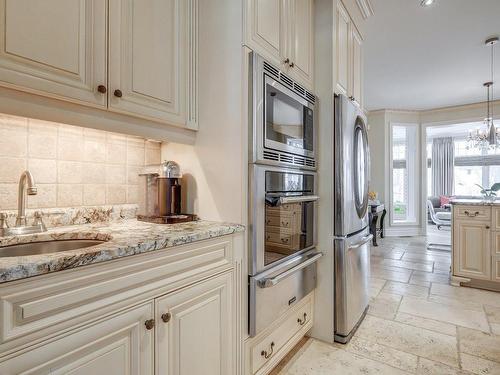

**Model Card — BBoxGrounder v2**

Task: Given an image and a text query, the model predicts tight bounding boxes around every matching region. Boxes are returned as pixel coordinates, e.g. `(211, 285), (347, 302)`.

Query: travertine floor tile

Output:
(355, 315), (459, 367)
(339, 336), (418, 373)
(399, 296), (490, 332)
(278, 339), (411, 375)
(460, 353), (500, 375)
(371, 267), (412, 283)
(458, 327), (500, 363)
(381, 259), (434, 272)
(395, 312), (457, 336)
(417, 357), (473, 375)
(431, 284), (500, 308)
(484, 305), (500, 324)
(411, 270), (450, 285)
(368, 292), (402, 319)
(383, 281), (430, 297)
(369, 277), (387, 298)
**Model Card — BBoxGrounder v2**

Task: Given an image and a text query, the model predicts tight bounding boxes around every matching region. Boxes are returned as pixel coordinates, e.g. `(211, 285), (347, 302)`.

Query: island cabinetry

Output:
(0, 234), (243, 375)
(452, 204), (500, 288)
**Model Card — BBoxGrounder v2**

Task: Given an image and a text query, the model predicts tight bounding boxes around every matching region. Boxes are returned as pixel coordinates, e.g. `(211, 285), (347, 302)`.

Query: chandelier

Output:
(467, 37), (499, 150)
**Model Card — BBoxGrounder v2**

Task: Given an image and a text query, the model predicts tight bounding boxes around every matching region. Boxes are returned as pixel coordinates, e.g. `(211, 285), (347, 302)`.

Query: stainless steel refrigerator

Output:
(333, 94), (372, 343)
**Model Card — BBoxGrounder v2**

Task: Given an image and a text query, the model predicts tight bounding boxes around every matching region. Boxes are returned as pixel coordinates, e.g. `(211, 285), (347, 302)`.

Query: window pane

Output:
(454, 166), (482, 196)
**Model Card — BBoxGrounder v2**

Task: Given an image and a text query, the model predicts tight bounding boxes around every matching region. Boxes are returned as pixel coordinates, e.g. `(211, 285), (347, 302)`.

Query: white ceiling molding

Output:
(355, 0), (374, 19)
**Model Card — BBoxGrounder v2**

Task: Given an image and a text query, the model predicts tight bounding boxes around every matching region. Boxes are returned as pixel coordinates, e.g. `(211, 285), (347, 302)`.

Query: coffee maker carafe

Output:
(137, 161), (196, 224)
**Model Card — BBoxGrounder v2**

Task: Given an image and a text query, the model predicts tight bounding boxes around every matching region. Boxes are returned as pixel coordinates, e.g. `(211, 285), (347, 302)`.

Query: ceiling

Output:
(363, 0), (500, 112)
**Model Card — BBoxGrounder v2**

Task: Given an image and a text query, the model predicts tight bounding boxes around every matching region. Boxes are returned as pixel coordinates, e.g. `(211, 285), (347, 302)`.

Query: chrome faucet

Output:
(0, 170), (47, 237)
(16, 170), (37, 226)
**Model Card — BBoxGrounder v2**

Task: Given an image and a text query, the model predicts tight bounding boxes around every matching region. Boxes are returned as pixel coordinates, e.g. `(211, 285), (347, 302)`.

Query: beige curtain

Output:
(431, 137), (454, 196)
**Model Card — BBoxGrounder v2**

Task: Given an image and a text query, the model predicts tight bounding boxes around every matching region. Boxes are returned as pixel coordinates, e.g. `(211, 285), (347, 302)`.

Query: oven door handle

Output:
(349, 234), (373, 249)
(278, 195), (320, 205)
(258, 252), (323, 288)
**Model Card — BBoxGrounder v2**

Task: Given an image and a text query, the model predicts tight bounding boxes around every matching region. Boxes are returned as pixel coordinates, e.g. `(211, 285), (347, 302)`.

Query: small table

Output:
(368, 204), (386, 247)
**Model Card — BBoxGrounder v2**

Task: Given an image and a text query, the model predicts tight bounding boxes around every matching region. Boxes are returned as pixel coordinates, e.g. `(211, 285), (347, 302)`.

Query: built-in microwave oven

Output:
(250, 53), (317, 170)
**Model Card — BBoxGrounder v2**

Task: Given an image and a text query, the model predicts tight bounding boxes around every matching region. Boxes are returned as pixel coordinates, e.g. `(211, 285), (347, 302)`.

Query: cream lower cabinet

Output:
(0, 302), (155, 374)
(156, 272), (232, 375)
(0, 235), (243, 375)
(453, 219), (491, 280)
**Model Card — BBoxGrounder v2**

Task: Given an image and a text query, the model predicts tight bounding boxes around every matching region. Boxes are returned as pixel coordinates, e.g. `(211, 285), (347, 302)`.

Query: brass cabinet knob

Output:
(144, 319), (155, 330)
(297, 313), (307, 326)
(261, 342), (275, 359)
(114, 89), (123, 98)
(289, 61), (295, 68)
(161, 312), (171, 323)
(97, 85), (107, 94)
(486, 225), (490, 229)
(284, 58), (290, 65)
(349, 96), (355, 101)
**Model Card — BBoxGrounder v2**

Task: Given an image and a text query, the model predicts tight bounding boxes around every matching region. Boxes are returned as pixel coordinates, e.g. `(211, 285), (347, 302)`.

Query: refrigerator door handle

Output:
(258, 252), (323, 288)
(349, 234), (373, 249)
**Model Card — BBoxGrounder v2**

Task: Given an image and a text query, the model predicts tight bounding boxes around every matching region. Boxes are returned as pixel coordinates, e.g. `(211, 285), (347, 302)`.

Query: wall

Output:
(0, 114), (160, 211)
(161, 0), (245, 224)
(368, 99), (500, 236)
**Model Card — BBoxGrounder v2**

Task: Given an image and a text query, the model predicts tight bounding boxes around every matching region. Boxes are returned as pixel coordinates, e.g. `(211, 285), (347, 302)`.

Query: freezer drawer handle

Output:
(258, 252), (323, 288)
(349, 234), (373, 249)
(278, 195), (320, 205)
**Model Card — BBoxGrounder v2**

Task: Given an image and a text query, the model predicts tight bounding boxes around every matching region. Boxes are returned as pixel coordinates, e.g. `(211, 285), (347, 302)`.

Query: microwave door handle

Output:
(349, 234), (373, 249)
(278, 195), (320, 205)
(258, 252), (323, 288)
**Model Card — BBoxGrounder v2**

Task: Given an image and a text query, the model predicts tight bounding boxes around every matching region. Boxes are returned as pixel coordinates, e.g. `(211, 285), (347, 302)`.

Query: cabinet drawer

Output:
(455, 206), (491, 220)
(492, 232), (500, 255)
(250, 293), (313, 374)
(0, 237), (233, 353)
(265, 214), (293, 228)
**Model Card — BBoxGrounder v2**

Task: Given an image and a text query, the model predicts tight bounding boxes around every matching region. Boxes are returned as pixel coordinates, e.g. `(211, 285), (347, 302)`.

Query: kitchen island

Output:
(451, 199), (500, 291)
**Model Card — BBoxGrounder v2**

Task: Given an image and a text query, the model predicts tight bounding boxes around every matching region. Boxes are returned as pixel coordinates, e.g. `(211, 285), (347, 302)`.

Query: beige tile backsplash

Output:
(0, 114), (161, 210)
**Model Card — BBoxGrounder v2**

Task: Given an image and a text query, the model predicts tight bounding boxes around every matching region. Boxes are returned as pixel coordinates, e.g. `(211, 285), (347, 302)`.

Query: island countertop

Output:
(450, 199), (500, 206)
(0, 219), (244, 283)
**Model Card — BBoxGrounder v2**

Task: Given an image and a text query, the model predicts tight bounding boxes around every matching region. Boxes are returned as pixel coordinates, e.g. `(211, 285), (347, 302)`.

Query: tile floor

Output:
(271, 234), (500, 375)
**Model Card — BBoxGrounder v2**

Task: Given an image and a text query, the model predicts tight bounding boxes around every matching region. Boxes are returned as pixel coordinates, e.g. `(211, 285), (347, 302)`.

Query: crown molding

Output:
(355, 0), (374, 19)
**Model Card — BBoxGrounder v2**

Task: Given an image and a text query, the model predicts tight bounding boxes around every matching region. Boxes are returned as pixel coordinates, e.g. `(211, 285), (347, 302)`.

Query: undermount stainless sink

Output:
(0, 239), (106, 257)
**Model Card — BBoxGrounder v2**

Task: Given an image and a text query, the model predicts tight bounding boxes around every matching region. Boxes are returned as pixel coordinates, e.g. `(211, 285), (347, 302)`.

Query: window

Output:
(391, 124), (418, 224)
(454, 139), (500, 195)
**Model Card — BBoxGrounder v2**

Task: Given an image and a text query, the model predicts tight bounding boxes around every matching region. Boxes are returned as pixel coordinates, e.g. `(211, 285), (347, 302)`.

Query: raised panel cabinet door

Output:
(288, 0), (314, 89)
(350, 25), (363, 108)
(335, 1), (350, 96)
(454, 220), (491, 280)
(245, 0), (286, 66)
(493, 257), (500, 282)
(0, 302), (154, 374)
(109, 0), (197, 127)
(155, 272), (233, 375)
(0, 0), (107, 107)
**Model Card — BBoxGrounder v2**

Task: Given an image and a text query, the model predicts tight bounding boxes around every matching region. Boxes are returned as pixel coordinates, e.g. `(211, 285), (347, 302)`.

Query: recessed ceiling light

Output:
(420, 0), (435, 7)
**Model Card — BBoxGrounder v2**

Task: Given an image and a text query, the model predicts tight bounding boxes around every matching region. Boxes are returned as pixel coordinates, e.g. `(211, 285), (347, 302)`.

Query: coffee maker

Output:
(137, 161), (197, 224)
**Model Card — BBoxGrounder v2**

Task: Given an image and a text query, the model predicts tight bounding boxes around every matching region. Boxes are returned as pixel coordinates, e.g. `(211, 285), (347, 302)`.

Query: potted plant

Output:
(475, 183), (500, 202)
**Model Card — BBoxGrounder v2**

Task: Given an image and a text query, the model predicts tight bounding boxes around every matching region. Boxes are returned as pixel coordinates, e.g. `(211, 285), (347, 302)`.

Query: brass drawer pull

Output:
(97, 85), (107, 94)
(297, 313), (307, 326)
(281, 237), (289, 244)
(464, 210), (480, 217)
(281, 221), (289, 227)
(161, 312), (171, 323)
(261, 342), (275, 359)
(114, 89), (123, 98)
(145, 319), (155, 330)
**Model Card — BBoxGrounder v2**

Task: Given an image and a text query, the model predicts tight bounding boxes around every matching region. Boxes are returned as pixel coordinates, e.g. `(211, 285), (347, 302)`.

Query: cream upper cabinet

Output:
(288, 0), (314, 87)
(335, 1), (350, 96)
(245, 0), (314, 89)
(350, 25), (363, 108)
(0, 0), (107, 107)
(156, 272), (233, 375)
(0, 303), (154, 374)
(109, 0), (197, 128)
(335, 0), (364, 109)
(453, 219), (491, 280)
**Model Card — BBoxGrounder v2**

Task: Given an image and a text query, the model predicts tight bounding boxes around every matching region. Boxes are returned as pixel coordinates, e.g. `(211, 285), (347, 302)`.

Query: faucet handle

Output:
(32, 211), (47, 232)
(0, 213), (9, 229)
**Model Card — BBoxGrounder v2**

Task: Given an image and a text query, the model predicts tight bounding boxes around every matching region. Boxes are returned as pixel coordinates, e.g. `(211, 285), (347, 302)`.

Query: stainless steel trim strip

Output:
(349, 234), (373, 249)
(278, 195), (320, 205)
(258, 252), (323, 288)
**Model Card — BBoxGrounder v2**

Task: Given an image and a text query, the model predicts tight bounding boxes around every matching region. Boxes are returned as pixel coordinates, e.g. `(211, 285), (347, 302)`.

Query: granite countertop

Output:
(0, 219), (244, 283)
(450, 199), (500, 206)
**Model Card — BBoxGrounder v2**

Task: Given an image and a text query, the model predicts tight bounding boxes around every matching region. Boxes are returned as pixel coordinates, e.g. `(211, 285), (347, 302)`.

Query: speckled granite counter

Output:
(0, 220), (244, 283)
(450, 199), (500, 206)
